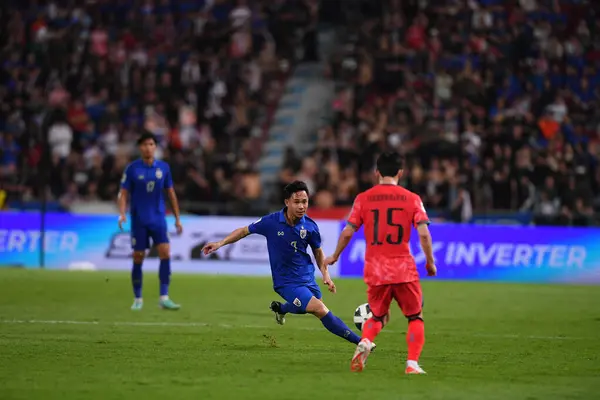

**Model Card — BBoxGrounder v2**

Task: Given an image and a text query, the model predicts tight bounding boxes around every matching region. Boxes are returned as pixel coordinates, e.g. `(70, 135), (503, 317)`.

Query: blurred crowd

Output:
(278, 0), (600, 226)
(0, 0), (317, 213)
(2, 0), (600, 227)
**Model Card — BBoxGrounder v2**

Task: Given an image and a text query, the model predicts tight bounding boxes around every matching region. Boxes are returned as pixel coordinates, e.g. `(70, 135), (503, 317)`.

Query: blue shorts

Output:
(131, 219), (169, 251)
(275, 282), (322, 313)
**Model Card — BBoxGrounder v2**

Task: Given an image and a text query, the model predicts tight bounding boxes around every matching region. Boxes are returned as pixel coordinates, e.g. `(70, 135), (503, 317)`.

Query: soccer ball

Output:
(353, 303), (373, 331)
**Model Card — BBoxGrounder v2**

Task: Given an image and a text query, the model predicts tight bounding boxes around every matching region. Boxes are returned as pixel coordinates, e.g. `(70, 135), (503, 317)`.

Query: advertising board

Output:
(0, 212), (340, 277)
(338, 222), (600, 284)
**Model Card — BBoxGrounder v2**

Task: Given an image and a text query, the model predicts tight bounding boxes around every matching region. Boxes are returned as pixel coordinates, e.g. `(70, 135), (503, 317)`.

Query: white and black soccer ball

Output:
(353, 303), (373, 331)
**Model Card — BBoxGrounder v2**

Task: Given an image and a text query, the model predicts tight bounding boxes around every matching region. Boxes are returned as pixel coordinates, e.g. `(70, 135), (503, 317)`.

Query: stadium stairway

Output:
(258, 29), (337, 201)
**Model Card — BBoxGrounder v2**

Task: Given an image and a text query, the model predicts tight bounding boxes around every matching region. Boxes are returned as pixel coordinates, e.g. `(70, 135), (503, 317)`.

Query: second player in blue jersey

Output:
(202, 181), (364, 348)
(118, 132), (183, 311)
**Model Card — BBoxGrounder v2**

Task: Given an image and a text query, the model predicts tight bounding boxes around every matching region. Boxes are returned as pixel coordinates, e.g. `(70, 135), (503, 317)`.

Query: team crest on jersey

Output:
(299, 227), (307, 239)
(138, 175), (144, 180)
(155, 169), (163, 179)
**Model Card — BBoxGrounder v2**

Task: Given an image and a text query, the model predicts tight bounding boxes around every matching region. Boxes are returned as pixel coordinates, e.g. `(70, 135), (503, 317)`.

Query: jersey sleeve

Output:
(248, 215), (270, 236)
(412, 195), (430, 227)
(308, 224), (322, 250)
(120, 165), (132, 191)
(347, 195), (364, 230)
(163, 164), (173, 189)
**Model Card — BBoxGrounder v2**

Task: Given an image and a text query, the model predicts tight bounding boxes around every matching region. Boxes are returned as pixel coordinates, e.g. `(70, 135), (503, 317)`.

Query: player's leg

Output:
(362, 285), (393, 342)
(151, 222), (180, 310)
(393, 281), (426, 374)
(304, 284), (362, 345)
(351, 284), (393, 372)
(130, 226), (149, 310)
(270, 287), (301, 325)
(272, 285), (361, 345)
(270, 285), (313, 326)
(273, 281), (321, 316)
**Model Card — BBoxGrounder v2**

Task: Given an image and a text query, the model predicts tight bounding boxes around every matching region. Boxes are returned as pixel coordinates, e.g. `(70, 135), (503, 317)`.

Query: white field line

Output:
(0, 319), (591, 341)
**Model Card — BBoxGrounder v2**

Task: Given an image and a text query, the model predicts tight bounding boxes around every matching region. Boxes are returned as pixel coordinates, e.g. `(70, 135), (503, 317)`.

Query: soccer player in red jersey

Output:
(324, 152), (437, 374)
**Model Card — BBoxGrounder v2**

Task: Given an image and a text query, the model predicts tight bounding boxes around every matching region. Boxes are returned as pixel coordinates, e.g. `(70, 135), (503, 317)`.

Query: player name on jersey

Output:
(366, 194), (408, 202)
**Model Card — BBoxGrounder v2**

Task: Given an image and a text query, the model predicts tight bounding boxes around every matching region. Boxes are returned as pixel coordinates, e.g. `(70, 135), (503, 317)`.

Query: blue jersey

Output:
(120, 159), (173, 224)
(248, 209), (322, 289)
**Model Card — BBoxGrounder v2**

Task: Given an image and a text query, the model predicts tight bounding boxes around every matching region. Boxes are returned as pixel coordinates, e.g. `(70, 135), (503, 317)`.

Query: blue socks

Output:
(131, 263), (143, 299)
(132, 259), (171, 298)
(320, 311), (361, 344)
(281, 302), (305, 314)
(278, 301), (361, 345)
(159, 258), (171, 296)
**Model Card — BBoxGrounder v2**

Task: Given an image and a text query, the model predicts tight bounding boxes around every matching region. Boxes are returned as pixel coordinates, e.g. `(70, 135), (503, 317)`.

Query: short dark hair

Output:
(376, 152), (404, 178)
(283, 180), (309, 199)
(137, 132), (157, 145)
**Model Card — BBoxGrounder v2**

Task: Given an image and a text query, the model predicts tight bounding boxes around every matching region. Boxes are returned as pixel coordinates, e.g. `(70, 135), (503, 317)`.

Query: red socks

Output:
(362, 317), (425, 363)
(406, 319), (425, 361)
(361, 318), (383, 342)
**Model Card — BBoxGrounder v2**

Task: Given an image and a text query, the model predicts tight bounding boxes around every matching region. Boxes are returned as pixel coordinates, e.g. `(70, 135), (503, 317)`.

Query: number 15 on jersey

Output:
(370, 207), (405, 245)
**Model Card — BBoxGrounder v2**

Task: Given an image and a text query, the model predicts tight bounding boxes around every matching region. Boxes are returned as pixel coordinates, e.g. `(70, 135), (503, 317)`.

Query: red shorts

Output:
(367, 281), (423, 318)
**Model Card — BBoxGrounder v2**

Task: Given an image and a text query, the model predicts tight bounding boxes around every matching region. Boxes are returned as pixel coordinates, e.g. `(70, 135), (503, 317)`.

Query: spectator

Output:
(48, 118), (73, 162)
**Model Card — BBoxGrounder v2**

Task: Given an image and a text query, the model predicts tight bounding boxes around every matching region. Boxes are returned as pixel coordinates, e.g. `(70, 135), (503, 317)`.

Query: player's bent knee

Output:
(372, 313), (390, 327)
(133, 251), (145, 264)
(156, 243), (170, 259)
(406, 312), (423, 322)
(306, 297), (329, 318)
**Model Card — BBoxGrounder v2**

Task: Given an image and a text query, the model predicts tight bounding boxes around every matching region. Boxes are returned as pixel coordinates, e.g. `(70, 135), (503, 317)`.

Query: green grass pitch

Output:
(0, 268), (599, 400)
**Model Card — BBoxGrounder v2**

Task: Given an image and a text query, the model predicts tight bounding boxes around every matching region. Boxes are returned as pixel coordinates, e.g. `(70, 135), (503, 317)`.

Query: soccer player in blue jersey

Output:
(202, 181), (367, 348)
(118, 133), (183, 311)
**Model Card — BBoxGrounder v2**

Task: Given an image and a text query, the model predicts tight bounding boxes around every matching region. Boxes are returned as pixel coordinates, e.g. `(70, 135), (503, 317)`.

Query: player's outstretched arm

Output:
(202, 226), (250, 255)
(117, 188), (128, 231)
(324, 224), (356, 266)
(417, 223), (437, 276)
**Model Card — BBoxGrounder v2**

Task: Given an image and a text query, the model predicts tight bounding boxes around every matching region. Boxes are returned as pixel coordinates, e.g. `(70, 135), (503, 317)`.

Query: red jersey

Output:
(347, 184), (429, 286)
